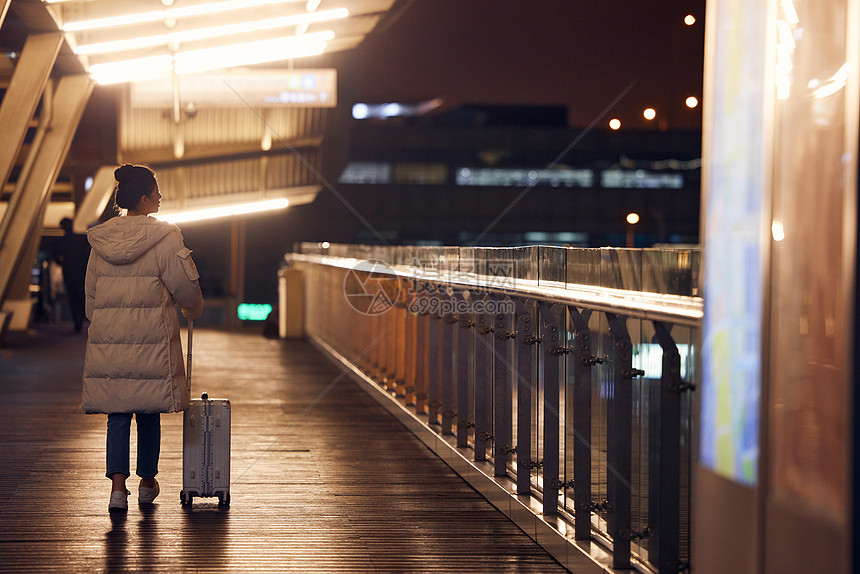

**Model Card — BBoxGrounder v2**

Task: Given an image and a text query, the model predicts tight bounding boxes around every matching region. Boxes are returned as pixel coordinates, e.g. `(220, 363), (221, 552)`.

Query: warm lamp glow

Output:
(626, 212), (640, 225)
(155, 198), (289, 224)
(643, 108), (656, 120)
(172, 34), (329, 73)
(609, 118), (621, 130)
(74, 9), (347, 56)
(684, 14), (696, 25)
(62, 0), (306, 32)
(685, 96), (699, 108)
(89, 34), (331, 84)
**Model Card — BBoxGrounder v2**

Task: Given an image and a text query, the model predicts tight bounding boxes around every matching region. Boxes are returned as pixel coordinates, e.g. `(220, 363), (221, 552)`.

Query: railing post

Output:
(568, 306), (595, 540)
(395, 279), (407, 397)
(606, 312), (635, 570)
(651, 321), (683, 573)
(403, 281), (417, 405)
(493, 299), (515, 477)
(538, 301), (563, 515)
(456, 290), (474, 448)
(474, 294), (494, 462)
(370, 310), (381, 381)
(441, 289), (458, 436)
(427, 285), (442, 427)
(515, 298), (536, 495)
(414, 285), (430, 415)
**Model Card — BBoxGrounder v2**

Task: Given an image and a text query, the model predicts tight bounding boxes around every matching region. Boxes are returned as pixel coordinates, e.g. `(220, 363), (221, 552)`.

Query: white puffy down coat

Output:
(82, 215), (204, 414)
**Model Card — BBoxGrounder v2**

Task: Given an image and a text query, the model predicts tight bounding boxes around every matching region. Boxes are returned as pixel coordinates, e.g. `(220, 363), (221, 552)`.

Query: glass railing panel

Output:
(641, 248), (701, 296)
(565, 247), (601, 288)
(539, 246), (566, 288)
(599, 248), (643, 291)
(485, 246), (517, 291)
(509, 245), (539, 283)
(458, 247), (479, 282)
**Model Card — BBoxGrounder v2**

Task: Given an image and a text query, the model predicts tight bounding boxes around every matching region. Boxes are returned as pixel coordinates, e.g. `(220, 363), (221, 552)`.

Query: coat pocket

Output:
(176, 247), (200, 281)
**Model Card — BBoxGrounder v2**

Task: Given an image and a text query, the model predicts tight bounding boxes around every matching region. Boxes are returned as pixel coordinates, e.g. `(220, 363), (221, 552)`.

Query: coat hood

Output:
(87, 216), (176, 265)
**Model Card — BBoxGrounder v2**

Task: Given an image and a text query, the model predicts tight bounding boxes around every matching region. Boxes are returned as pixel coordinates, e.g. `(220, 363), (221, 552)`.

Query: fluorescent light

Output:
(155, 198), (289, 224)
(89, 33), (332, 84)
(62, 0), (305, 32)
(77, 34), (171, 56)
(75, 8), (348, 56)
(173, 34), (330, 74)
(89, 54), (174, 84)
(306, 0), (323, 11)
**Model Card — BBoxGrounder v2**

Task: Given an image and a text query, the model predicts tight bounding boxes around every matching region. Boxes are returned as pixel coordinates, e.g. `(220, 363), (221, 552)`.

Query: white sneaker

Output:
(138, 480), (160, 505)
(108, 490), (128, 513)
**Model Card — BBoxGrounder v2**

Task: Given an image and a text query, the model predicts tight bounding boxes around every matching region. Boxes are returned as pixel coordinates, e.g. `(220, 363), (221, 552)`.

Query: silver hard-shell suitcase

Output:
(179, 321), (231, 506)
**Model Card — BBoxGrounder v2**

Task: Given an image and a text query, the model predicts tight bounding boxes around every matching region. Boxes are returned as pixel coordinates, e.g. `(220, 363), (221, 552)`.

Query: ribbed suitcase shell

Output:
(180, 393), (231, 506)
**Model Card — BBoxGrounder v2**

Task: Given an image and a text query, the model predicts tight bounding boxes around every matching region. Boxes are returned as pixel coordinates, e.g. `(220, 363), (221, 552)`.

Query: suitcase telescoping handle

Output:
(187, 319), (193, 389)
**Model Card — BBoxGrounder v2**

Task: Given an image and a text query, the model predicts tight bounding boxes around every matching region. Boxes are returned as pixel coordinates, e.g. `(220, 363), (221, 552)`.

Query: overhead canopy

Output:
(0, 0), (409, 227)
(40, 0), (401, 84)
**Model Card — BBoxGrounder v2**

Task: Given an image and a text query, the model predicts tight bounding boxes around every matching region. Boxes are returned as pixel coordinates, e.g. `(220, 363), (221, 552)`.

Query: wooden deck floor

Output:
(0, 324), (568, 573)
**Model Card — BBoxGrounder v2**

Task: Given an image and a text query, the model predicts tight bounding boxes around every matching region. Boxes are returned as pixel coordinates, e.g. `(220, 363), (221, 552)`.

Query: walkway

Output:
(0, 324), (567, 573)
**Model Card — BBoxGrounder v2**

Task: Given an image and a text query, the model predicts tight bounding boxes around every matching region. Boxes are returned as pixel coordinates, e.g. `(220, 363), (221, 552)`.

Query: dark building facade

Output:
(308, 106), (702, 248)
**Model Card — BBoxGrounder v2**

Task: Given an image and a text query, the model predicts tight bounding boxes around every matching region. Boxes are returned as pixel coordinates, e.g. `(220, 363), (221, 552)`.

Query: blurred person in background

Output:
(53, 217), (90, 332)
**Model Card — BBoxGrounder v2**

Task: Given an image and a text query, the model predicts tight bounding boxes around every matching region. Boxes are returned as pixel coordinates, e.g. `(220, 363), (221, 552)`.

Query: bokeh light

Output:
(685, 96), (699, 108)
(626, 212), (640, 225)
(684, 14), (696, 25)
(609, 118), (621, 130)
(643, 108), (656, 120)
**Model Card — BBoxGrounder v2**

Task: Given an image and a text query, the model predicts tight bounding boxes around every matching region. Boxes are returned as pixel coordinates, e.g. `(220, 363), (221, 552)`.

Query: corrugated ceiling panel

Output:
(155, 150), (320, 206)
(121, 106), (326, 153)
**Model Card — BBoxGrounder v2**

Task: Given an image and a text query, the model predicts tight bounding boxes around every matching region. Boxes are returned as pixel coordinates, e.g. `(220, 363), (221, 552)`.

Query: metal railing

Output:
(289, 243), (701, 573)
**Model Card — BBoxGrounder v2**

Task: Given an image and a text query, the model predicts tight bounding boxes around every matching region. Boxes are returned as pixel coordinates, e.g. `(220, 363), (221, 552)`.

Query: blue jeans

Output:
(106, 413), (161, 479)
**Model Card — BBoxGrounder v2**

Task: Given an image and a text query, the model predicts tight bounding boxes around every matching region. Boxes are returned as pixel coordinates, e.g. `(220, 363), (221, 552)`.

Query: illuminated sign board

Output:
(131, 70), (337, 108)
(237, 303), (273, 321)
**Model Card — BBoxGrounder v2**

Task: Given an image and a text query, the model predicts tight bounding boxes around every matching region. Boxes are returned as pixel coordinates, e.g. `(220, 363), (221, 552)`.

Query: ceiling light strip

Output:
(154, 198), (290, 224)
(173, 36), (329, 73)
(89, 35), (331, 84)
(62, 0), (305, 32)
(75, 8), (348, 56)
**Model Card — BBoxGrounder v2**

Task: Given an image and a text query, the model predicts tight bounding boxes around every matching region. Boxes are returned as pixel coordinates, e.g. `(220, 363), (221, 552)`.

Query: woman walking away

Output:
(82, 164), (204, 513)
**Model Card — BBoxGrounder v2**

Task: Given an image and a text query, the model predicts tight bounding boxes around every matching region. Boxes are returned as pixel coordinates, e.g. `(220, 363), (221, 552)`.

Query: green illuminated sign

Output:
(237, 303), (273, 321)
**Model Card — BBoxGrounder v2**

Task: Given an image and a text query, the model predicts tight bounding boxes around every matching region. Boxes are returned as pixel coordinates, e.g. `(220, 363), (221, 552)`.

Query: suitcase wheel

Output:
(180, 491), (193, 506)
(218, 492), (230, 506)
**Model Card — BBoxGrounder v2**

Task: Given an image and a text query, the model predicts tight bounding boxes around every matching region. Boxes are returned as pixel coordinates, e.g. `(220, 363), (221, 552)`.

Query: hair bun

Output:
(114, 164), (136, 183)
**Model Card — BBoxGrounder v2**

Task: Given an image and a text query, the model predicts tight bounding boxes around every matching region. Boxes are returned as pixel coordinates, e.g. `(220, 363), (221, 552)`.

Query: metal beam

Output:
(74, 166), (116, 233)
(0, 74), (94, 309)
(0, 32), (63, 193)
(0, 0), (11, 31)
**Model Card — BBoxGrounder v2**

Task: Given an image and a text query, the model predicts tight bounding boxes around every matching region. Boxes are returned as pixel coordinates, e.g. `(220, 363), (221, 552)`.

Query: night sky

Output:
(345, 0), (706, 130)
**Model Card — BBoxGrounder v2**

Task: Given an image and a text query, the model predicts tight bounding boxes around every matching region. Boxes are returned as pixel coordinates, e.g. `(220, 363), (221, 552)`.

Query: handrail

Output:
(290, 252), (703, 327)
